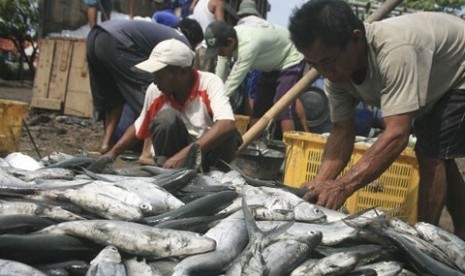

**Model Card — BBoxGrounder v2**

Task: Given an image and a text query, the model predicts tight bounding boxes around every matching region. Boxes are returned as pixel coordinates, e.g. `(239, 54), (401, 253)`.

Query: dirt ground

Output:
(0, 80), (462, 232)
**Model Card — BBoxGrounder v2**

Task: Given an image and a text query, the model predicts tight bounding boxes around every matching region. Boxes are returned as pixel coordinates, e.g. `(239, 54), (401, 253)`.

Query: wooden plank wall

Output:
(64, 40), (93, 118)
(31, 38), (93, 118)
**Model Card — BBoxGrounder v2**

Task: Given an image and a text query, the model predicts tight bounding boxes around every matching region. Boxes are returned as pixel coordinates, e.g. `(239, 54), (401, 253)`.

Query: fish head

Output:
(91, 245), (122, 264)
(294, 202), (327, 222)
(139, 202), (153, 214)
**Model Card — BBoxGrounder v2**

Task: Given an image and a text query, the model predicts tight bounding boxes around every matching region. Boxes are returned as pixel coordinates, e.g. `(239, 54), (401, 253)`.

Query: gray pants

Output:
(149, 109), (242, 170)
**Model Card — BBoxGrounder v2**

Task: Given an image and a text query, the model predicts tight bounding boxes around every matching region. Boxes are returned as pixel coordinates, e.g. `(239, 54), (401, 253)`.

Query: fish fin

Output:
(80, 167), (114, 182)
(182, 143), (202, 171)
(242, 196), (261, 238)
(85, 156), (114, 173)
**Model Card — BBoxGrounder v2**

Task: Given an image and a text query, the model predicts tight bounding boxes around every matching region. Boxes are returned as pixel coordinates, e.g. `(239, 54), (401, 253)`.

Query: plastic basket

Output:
(234, 115), (250, 135)
(0, 100), (29, 156)
(283, 131), (419, 224)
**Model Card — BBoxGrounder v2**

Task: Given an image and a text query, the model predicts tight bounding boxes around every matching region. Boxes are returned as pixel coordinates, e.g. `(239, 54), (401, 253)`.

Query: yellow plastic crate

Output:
(0, 100), (28, 156)
(283, 131), (419, 224)
(234, 115), (250, 135)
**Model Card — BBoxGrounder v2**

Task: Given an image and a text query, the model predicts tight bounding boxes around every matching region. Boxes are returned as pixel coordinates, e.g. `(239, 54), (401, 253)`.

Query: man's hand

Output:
(163, 145), (191, 169)
(301, 180), (349, 210)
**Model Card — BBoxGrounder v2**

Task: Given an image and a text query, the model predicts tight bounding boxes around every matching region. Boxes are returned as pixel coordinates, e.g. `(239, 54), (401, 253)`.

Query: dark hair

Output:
(289, 0), (364, 51)
(178, 18), (204, 49)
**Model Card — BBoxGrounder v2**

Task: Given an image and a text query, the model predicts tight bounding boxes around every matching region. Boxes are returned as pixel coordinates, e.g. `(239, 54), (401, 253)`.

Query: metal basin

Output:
(232, 147), (285, 180)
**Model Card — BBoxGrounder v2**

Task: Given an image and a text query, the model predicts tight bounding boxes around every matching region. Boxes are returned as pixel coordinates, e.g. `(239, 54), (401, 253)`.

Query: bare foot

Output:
(138, 156), (155, 165)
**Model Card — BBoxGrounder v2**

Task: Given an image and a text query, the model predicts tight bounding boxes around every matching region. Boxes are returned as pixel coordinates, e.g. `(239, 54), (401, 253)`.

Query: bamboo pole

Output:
(238, 0), (404, 153)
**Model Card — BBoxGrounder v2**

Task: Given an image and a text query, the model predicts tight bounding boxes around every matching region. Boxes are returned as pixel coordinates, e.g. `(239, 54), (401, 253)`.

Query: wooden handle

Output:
(237, 0), (404, 153)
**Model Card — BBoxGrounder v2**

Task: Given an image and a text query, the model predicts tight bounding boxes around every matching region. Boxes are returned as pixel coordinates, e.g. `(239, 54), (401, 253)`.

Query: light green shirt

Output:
(215, 22), (303, 97)
(327, 12), (465, 122)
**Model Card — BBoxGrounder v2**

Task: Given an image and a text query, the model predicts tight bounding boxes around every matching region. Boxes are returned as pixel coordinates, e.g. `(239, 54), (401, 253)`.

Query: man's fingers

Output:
(303, 190), (317, 203)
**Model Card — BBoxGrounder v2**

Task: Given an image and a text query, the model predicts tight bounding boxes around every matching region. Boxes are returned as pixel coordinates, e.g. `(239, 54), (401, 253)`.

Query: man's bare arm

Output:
(337, 112), (413, 194)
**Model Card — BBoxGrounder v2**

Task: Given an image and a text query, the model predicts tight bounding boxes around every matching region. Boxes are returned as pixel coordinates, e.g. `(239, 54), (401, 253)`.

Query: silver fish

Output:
(3, 152), (43, 171)
(352, 261), (403, 276)
(39, 220), (216, 258)
(226, 197), (294, 276)
(290, 251), (359, 276)
(39, 181), (152, 221)
(0, 199), (85, 221)
(172, 211), (248, 276)
(220, 185), (326, 222)
(0, 258), (46, 276)
(0, 169), (37, 194)
(388, 218), (418, 237)
(383, 227), (464, 276)
(18, 168), (75, 182)
(262, 232), (322, 276)
(113, 179), (184, 215)
(415, 222), (465, 273)
(124, 257), (153, 276)
(257, 220), (358, 246)
(86, 246), (126, 276)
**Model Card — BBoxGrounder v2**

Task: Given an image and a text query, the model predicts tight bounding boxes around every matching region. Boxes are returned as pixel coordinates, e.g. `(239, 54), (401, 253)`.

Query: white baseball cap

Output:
(135, 39), (195, 73)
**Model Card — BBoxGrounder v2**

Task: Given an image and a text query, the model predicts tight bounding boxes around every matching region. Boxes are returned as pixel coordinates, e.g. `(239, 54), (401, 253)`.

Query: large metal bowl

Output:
(232, 147), (285, 180)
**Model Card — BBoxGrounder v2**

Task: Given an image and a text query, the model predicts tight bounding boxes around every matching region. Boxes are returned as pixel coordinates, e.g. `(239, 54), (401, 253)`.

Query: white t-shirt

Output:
(134, 69), (235, 140)
(326, 12), (465, 122)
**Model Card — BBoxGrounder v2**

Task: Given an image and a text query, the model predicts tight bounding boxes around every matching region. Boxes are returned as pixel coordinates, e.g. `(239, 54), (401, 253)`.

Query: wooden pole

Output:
(237, 0), (404, 153)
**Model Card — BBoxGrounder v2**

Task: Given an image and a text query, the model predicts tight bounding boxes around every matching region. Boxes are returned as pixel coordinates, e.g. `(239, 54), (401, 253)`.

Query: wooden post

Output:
(238, 0), (404, 153)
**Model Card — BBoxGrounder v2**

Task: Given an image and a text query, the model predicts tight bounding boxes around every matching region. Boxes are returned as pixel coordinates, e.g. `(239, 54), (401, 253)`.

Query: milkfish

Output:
(0, 214), (56, 234)
(16, 167), (75, 182)
(220, 185), (326, 222)
(123, 257), (153, 276)
(40, 151), (75, 166)
(415, 222), (465, 273)
(257, 219), (359, 246)
(144, 190), (238, 225)
(262, 232), (323, 276)
(0, 258), (46, 276)
(38, 181), (152, 221)
(39, 220), (217, 258)
(86, 246), (126, 276)
(226, 197), (294, 276)
(290, 251), (360, 276)
(315, 243), (397, 266)
(0, 168), (37, 194)
(44, 155), (96, 170)
(383, 227), (465, 276)
(0, 198), (85, 221)
(350, 261), (403, 276)
(156, 213), (231, 233)
(3, 152), (43, 171)
(0, 233), (101, 264)
(113, 179), (184, 215)
(35, 260), (90, 276)
(172, 211), (249, 276)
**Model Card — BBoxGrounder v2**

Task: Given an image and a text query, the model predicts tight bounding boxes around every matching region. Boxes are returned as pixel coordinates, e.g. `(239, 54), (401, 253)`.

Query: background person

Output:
(86, 19), (203, 163)
(190, 0), (225, 72)
(105, 39), (241, 170)
(289, 0), (465, 239)
(83, 0), (112, 27)
(204, 20), (308, 139)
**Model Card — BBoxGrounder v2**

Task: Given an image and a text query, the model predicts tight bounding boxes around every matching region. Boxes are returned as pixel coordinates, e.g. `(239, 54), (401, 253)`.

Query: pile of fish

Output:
(0, 151), (464, 276)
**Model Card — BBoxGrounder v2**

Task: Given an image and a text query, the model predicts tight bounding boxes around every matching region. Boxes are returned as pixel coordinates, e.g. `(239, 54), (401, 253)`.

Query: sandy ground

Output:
(0, 80), (461, 232)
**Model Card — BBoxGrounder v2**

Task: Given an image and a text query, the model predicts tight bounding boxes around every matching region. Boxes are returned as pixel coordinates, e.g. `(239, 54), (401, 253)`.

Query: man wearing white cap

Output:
(105, 39), (241, 170)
